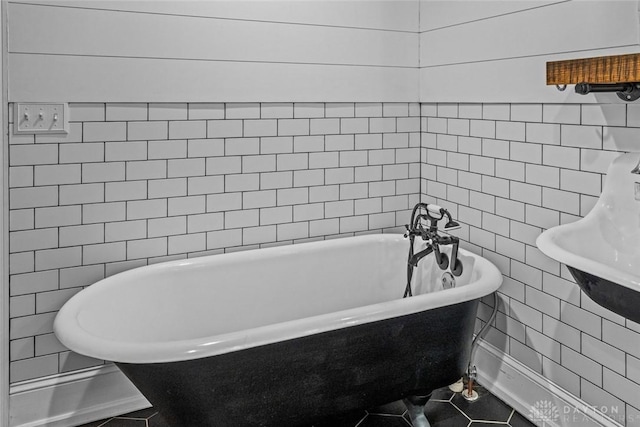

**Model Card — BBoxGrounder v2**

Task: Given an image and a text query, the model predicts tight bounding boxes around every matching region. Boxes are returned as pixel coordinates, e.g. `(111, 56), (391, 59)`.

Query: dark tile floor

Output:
(78, 383), (536, 427)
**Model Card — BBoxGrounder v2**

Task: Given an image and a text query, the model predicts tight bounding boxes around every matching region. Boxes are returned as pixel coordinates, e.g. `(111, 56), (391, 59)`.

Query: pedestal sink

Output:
(536, 153), (640, 324)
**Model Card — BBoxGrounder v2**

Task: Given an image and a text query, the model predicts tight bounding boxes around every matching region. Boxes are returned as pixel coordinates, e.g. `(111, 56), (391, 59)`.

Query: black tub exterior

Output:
(116, 299), (479, 427)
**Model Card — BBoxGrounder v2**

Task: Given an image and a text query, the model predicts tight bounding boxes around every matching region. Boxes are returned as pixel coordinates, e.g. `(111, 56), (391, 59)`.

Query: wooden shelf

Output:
(547, 53), (640, 85)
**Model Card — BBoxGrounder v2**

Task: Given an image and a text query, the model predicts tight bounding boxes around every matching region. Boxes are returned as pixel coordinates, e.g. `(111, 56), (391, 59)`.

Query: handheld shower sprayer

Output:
(443, 211), (461, 232)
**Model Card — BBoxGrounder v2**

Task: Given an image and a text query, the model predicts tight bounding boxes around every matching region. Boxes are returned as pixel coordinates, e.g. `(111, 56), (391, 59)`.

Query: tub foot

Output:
(403, 394), (432, 427)
(448, 377), (464, 393)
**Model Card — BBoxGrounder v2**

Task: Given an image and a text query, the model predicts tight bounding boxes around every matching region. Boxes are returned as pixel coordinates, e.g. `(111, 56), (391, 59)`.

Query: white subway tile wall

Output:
(422, 103), (640, 424)
(8, 102), (420, 383)
(8, 101), (640, 424)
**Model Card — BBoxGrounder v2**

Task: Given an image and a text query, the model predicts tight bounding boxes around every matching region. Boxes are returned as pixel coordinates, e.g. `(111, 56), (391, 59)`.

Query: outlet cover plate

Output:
(14, 103), (69, 134)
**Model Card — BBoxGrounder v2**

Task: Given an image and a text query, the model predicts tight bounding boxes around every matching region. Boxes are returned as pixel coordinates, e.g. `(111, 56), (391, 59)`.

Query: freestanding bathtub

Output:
(54, 233), (502, 426)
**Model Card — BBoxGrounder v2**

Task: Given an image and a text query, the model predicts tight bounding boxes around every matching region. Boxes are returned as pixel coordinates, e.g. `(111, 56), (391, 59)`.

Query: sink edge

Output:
(536, 224), (640, 292)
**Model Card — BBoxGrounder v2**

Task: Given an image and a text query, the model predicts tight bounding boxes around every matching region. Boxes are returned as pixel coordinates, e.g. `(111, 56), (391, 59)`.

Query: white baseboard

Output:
(474, 340), (624, 427)
(9, 364), (149, 427)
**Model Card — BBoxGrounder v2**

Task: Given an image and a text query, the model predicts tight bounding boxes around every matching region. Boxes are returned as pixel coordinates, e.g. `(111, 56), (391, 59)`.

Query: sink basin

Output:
(536, 153), (640, 323)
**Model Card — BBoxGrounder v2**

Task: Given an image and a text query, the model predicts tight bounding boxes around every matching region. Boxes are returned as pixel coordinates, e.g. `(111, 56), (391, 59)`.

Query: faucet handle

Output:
(404, 224), (420, 238)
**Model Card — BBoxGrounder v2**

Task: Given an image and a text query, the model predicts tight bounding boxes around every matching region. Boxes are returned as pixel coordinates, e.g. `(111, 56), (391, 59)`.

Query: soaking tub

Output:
(54, 233), (502, 426)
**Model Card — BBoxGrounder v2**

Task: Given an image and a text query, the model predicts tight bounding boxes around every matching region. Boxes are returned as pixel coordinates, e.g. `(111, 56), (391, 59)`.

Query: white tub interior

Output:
(54, 234), (501, 363)
(78, 235), (409, 343)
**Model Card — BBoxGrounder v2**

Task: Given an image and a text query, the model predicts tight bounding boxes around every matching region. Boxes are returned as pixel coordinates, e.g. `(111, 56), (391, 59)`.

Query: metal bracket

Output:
(574, 82), (640, 102)
(616, 83), (640, 102)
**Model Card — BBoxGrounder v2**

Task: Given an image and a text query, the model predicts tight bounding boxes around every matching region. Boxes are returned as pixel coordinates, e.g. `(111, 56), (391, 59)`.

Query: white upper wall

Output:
(420, 0), (563, 31)
(420, 0), (640, 103)
(11, 0), (638, 104)
(8, 0), (420, 102)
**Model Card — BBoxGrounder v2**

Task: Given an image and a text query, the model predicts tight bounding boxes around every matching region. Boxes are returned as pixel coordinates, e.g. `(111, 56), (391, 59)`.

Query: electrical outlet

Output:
(635, 182), (640, 201)
(14, 103), (69, 134)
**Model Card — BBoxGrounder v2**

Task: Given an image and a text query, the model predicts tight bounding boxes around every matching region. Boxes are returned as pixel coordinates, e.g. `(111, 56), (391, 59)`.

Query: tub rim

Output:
(53, 233), (503, 364)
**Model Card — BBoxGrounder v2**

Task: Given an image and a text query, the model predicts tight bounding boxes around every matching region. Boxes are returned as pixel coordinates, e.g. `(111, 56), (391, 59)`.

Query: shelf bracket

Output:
(573, 82), (640, 102)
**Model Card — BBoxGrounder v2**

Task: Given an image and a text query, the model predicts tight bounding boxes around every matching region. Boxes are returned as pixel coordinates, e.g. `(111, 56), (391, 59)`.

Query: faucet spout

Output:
(408, 246), (434, 267)
(631, 157), (640, 174)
